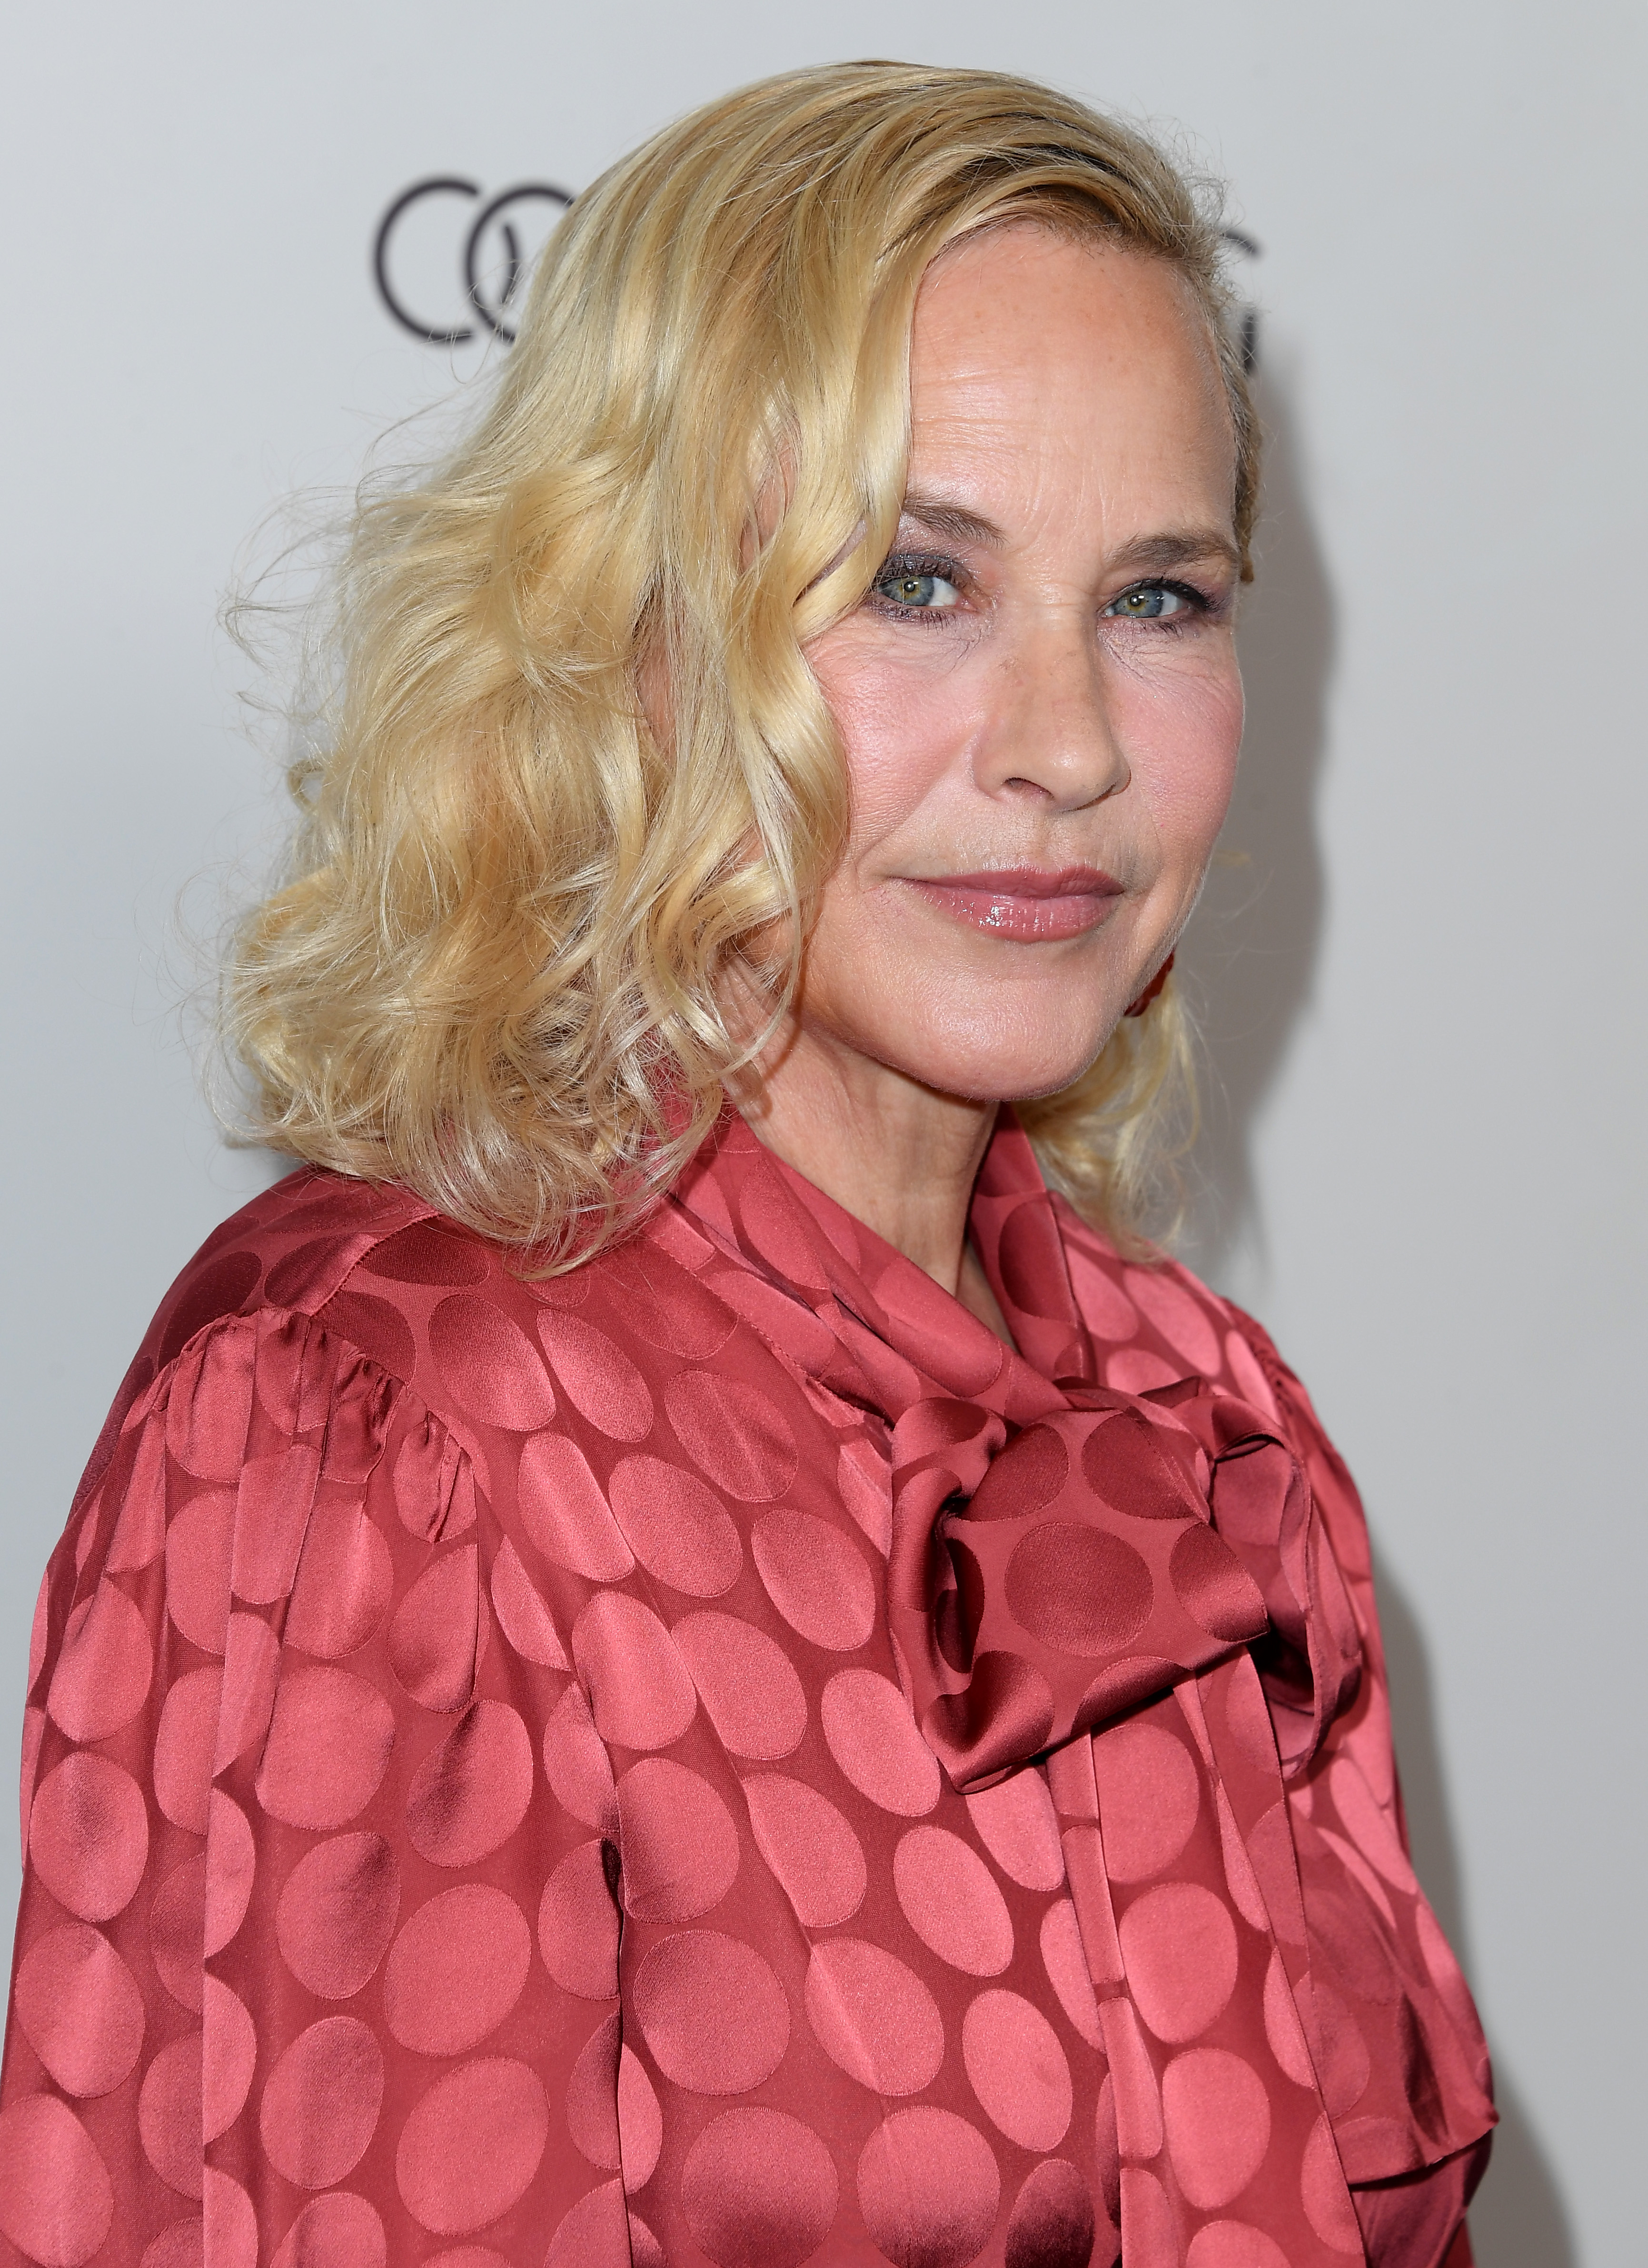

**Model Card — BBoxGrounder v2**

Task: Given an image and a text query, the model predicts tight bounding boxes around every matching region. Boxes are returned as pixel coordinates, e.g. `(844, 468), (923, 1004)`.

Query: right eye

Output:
(872, 558), (964, 616)
(879, 571), (960, 609)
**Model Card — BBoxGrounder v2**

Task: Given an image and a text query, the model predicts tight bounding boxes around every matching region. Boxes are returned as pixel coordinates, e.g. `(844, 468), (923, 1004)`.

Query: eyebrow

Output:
(895, 495), (1240, 579)
(1106, 529), (1242, 578)
(896, 493), (1005, 548)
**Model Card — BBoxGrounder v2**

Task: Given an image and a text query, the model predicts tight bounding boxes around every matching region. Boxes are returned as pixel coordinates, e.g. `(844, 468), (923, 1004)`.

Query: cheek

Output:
(1125, 657), (1244, 862)
(808, 636), (977, 849)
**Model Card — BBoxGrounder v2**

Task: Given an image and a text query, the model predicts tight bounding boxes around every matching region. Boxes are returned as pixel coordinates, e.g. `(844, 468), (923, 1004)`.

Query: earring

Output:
(1123, 951), (1174, 1018)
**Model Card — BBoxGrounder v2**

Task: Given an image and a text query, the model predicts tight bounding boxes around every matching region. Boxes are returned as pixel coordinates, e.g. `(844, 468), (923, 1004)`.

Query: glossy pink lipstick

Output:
(904, 866), (1123, 941)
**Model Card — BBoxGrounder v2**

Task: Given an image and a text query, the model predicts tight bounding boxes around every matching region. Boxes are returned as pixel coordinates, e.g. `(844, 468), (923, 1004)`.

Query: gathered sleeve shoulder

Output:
(0, 1290), (627, 2266)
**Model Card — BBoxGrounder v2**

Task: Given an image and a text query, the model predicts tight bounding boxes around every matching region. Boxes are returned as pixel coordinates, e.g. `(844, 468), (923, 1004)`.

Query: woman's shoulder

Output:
(1050, 1193), (1286, 1405)
(64, 1169), (449, 1527)
(108, 1168), (754, 1467)
(1052, 1199), (1371, 1573)
(130, 1166), (439, 1377)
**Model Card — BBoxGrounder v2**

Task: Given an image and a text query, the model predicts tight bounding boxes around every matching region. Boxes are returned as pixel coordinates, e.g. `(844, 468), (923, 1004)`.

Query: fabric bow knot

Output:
(887, 1380), (1363, 1794)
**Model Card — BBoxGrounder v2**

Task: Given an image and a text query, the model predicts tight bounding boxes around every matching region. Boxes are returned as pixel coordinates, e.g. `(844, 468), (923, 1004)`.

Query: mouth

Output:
(902, 866), (1125, 942)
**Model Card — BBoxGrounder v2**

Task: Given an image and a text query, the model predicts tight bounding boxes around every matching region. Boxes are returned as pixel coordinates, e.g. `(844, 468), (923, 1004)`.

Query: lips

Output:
(903, 867), (1123, 942)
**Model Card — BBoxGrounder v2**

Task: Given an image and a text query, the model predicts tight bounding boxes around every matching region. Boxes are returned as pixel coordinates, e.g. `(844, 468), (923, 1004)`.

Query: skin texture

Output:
(745, 227), (1246, 1333)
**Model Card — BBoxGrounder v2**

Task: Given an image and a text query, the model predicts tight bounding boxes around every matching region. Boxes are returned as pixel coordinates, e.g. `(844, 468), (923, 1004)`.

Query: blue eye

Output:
(870, 553), (961, 617)
(874, 561), (962, 613)
(1106, 583), (1195, 620)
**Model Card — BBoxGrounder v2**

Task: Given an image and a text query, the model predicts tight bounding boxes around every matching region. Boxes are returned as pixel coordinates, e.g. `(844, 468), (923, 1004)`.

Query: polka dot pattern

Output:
(0, 2096), (114, 2264)
(1162, 2048), (1274, 2209)
(46, 1581), (152, 1743)
(682, 2109), (838, 2268)
(136, 2034), (202, 2200)
(893, 1825), (1015, 1975)
(284, 1498), (393, 1658)
(805, 1939), (944, 2096)
(164, 1493), (234, 1654)
(269, 2192), (387, 2268)
(1118, 1883), (1241, 2045)
(672, 1610), (807, 1759)
(395, 2060), (548, 2235)
(570, 1593), (695, 1752)
(540, 1680), (618, 1831)
(404, 1700), (534, 1867)
(856, 2106), (1001, 2268)
(536, 1311), (654, 1441)
(751, 1509), (876, 1650)
(254, 1666), (395, 1832)
(1038, 1899), (1104, 2049)
(201, 1977), (256, 2141)
(1090, 1720), (1201, 1881)
(965, 1769), (1065, 1891)
(258, 2016), (383, 2188)
(821, 1668), (942, 1816)
(538, 1841), (622, 2000)
(606, 1454), (743, 1596)
(665, 1371), (798, 1501)
(29, 1753), (148, 1922)
(633, 1931), (790, 2095)
(742, 1774), (867, 1927)
(616, 1757), (740, 1921)
(0, 1122), (1490, 2263)
(565, 2010), (621, 2168)
(1005, 2158), (1098, 2268)
(962, 1988), (1074, 2151)
(275, 1833), (400, 2000)
(14, 1926), (145, 2098)
(383, 1885), (533, 2054)
(388, 1544), (483, 1711)
(517, 1431), (632, 1582)
(428, 1298), (558, 1431)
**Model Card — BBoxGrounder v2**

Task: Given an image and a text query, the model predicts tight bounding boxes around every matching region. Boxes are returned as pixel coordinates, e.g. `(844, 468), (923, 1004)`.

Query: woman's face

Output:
(797, 226), (1244, 1104)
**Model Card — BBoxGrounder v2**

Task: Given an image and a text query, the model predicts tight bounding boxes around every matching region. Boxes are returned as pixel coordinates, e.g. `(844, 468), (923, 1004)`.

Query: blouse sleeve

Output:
(0, 1306), (626, 2267)
(1222, 1295), (1498, 2129)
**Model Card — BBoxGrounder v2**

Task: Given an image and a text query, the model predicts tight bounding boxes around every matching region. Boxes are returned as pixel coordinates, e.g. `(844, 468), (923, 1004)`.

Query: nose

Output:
(972, 604), (1130, 811)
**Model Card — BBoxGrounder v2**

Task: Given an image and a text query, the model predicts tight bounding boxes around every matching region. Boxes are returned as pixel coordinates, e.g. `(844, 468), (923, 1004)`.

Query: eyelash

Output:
(1105, 577), (1220, 631)
(866, 555), (1220, 631)
(867, 552), (970, 622)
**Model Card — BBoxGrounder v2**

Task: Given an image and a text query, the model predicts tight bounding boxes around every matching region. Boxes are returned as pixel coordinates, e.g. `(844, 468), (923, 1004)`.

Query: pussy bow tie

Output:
(886, 1380), (1370, 2265)
(888, 1380), (1364, 1794)
(677, 1116), (1379, 2264)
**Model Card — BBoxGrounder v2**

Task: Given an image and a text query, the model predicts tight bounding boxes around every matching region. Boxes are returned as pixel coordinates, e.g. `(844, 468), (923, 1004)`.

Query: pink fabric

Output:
(1352, 2136), (1490, 2268)
(0, 1111), (1492, 2265)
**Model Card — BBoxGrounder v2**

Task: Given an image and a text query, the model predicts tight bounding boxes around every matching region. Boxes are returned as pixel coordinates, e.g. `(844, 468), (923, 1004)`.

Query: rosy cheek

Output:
(1125, 665), (1243, 844)
(816, 657), (974, 847)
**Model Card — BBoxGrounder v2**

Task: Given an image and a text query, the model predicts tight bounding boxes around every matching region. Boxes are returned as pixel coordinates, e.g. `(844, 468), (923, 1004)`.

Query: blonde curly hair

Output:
(226, 60), (1257, 1261)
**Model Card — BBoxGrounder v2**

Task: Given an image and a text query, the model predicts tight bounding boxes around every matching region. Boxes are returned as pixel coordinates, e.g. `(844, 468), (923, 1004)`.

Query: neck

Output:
(735, 1017), (1012, 1341)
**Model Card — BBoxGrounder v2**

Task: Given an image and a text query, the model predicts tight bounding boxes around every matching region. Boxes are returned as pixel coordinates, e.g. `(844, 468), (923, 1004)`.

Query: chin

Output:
(886, 1008), (1119, 1107)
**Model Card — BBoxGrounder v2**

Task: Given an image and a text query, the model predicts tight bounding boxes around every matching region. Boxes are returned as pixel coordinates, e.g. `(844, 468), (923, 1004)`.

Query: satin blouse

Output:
(0, 1112), (1493, 2267)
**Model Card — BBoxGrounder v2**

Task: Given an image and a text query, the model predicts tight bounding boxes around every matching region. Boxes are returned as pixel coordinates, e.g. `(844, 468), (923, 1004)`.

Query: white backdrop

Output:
(2, 4), (1643, 2259)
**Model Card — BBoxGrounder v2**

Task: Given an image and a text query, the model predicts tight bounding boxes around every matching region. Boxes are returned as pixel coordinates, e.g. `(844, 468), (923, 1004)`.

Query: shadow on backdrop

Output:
(1376, 1559), (1578, 2268)
(1179, 368), (1576, 2265)
(1178, 360), (1329, 1285)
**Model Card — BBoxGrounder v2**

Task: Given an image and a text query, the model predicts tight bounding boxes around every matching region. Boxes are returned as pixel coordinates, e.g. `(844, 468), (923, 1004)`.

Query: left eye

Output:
(878, 571), (961, 610)
(1106, 584), (1192, 620)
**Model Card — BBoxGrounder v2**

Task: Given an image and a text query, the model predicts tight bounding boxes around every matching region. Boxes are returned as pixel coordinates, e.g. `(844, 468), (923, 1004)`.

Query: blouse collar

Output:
(669, 1107), (1100, 1423)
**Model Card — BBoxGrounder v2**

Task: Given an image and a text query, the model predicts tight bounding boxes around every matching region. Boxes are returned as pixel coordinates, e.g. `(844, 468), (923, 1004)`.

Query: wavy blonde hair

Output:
(227, 60), (1257, 1261)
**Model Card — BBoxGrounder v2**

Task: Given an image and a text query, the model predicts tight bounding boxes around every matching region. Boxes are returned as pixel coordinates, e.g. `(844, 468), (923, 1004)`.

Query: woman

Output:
(0, 62), (1494, 2268)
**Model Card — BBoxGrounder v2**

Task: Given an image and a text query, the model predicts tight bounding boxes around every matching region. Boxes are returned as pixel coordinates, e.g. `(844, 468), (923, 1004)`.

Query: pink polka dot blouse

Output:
(0, 1112), (1494, 2267)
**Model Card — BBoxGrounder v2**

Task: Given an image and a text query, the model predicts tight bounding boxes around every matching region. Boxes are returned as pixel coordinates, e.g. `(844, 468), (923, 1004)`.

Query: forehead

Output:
(905, 228), (1235, 529)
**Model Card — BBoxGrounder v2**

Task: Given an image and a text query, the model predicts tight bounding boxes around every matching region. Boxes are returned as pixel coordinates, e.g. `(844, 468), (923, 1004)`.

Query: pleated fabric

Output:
(0, 1113), (1492, 2267)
